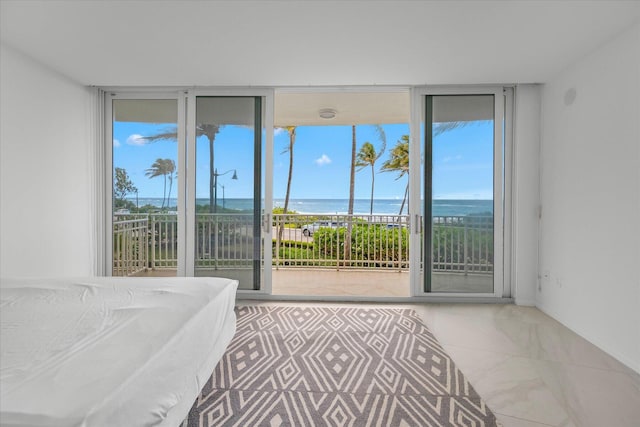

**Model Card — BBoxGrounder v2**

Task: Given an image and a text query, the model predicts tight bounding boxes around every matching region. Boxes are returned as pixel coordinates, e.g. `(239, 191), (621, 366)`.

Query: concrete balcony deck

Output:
(135, 268), (492, 296)
(272, 269), (410, 297)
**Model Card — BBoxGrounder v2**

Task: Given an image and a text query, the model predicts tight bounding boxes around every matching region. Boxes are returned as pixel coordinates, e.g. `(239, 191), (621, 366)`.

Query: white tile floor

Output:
(237, 300), (640, 427)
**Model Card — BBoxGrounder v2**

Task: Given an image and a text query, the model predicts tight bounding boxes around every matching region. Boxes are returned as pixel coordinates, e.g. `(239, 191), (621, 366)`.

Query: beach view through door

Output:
(108, 89), (504, 297)
(109, 93), (269, 290)
(270, 91), (412, 297)
(110, 98), (180, 277)
(192, 96), (264, 290)
(421, 93), (502, 294)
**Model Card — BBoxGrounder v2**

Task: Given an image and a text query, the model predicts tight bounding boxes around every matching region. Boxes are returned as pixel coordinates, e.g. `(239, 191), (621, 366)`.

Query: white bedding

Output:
(0, 277), (238, 427)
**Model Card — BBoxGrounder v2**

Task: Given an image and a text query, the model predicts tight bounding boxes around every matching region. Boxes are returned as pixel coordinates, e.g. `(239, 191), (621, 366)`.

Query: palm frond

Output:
(141, 127), (178, 143)
(373, 124), (387, 160)
(380, 135), (409, 179)
(433, 121), (470, 136)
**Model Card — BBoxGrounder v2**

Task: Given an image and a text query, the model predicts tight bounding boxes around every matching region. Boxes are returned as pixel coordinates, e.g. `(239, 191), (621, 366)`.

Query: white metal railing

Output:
(274, 213), (493, 272)
(112, 213), (493, 275)
(149, 214), (178, 269)
(273, 214), (410, 270)
(430, 215), (494, 273)
(112, 217), (148, 276)
(196, 214), (255, 269)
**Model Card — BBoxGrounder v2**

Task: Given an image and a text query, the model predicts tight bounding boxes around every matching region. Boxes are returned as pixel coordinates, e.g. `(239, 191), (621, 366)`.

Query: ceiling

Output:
(2, 1), (637, 126)
(1, 0), (638, 88)
(275, 90), (410, 126)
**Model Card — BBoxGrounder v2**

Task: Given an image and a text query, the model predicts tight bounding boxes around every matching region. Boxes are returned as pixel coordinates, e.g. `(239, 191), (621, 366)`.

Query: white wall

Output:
(538, 24), (640, 373)
(0, 43), (94, 277)
(512, 84), (541, 306)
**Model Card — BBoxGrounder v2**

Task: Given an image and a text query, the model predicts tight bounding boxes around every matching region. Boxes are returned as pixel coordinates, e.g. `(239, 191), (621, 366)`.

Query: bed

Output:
(0, 276), (238, 427)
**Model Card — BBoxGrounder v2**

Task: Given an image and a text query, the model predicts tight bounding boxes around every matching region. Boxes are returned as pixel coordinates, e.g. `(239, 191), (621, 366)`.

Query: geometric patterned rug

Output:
(186, 306), (498, 426)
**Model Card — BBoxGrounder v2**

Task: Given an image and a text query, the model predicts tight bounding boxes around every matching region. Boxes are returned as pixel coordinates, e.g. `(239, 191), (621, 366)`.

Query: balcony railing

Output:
(196, 214), (255, 269)
(113, 217), (148, 276)
(112, 213), (493, 276)
(273, 214), (410, 270)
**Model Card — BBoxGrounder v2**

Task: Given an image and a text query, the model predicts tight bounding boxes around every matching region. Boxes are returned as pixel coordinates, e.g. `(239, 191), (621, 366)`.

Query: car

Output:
(301, 221), (345, 236)
(385, 223), (406, 229)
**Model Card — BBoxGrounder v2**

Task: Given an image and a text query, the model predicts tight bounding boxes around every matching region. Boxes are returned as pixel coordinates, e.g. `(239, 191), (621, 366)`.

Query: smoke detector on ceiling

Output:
(318, 108), (337, 119)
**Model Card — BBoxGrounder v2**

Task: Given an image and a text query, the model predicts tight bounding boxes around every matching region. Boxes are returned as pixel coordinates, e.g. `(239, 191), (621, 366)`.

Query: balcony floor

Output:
(135, 268), (492, 297)
(272, 268), (410, 297)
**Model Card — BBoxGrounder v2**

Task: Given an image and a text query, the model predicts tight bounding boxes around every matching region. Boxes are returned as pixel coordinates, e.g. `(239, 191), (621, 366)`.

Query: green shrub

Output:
(313, 225), (408, 264)
(272, 239), (313, 250)
(431, 223), (493, 270)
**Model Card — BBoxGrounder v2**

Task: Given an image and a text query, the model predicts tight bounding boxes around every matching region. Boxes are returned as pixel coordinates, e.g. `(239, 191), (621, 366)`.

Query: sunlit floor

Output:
(272, 268), (410, 296)
(135, 268), (411, 296)
(236, 300), (640, 427)
(136, 268), (492, 297)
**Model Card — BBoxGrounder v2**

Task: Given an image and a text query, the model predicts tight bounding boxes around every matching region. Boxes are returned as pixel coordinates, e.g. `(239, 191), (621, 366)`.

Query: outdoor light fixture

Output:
(319, 108), (337, 119)
(212, 168), (238, 213)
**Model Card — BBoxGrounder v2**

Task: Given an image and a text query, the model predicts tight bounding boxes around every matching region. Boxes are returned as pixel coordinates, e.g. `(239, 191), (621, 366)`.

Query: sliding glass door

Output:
(411, 88), (504, 296)
(107, 87), (508, 298)
(107, 91), (273, 292)
(108, 96), (182, 277)
(188, 96), (267, 290)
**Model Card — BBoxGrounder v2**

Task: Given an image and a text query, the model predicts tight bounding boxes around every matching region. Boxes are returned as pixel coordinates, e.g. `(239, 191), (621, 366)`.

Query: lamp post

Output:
(212, 168), (237, 213)
(221, 184), (226, 209)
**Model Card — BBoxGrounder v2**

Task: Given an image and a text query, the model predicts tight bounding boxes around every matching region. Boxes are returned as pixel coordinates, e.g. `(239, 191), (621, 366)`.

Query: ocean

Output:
(128, 198), (493, 216)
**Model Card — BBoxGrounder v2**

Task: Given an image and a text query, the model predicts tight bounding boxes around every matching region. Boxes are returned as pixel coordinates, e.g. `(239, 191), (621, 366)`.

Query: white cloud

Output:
(126, 134), (147, 146)
(113, 139), (121, 148)
(274, 127), (286, 136)
(442, 155), (462, 163)
(315, 154), (331, 166)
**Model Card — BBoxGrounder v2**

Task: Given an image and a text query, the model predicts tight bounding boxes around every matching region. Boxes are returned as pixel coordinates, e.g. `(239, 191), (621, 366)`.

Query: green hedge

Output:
(432, 224), (493, 268)
(313, 225), (408, 263)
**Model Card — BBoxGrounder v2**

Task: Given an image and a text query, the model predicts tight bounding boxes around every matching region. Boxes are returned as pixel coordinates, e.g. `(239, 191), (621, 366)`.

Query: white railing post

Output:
(150, 214), (156, 270)
(214, 215), (219, 270)
(112, 216), (149, 277)
(464, 219), (469, 274)
(143, 217), (149, 272)
(397, 217), (402, 272)
(275, 214), (281, 269)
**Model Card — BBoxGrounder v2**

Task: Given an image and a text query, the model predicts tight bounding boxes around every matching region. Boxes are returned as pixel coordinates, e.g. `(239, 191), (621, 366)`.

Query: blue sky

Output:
(113, 121), (493, 201)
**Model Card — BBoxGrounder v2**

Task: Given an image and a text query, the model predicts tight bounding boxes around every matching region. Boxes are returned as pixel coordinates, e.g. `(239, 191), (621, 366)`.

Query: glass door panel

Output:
(111, 99), (179, 277)
(193, 97), (263, 290)
(423, 94), (496, 293)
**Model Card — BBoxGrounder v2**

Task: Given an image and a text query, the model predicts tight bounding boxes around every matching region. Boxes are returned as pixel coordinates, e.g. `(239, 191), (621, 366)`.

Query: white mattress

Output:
(0, 276), (238, 427)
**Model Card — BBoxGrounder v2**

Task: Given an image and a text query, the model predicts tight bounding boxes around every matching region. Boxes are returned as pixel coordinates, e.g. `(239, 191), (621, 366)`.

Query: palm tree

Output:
(347, 124), (386, 216)
(164, 159), (176, 209)
(356, 139), (386, 215)
(347, 125), (357, 217)
(381, 135), (409, 215)
(145, 158), (175, 209)
(344, 125), (386, 264)
(278, 126), (297, 241)
(344, 125), (357, 265)
(281, 126), (296, 215)
(144, 124), (220, 212)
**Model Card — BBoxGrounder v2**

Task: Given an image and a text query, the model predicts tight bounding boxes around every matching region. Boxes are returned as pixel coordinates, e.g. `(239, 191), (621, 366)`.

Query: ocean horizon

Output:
(126, 197), (493, 216)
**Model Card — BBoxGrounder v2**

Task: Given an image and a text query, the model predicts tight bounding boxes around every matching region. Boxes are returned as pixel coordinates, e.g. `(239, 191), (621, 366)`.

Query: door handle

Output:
(263, 213), (271, 232)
